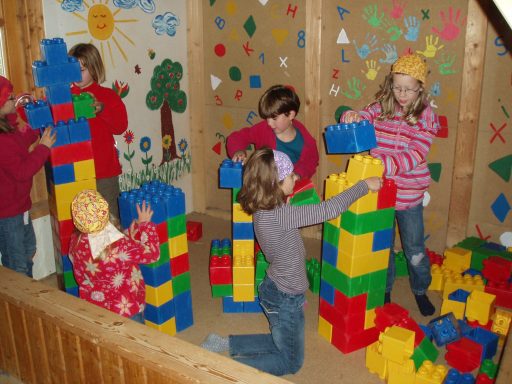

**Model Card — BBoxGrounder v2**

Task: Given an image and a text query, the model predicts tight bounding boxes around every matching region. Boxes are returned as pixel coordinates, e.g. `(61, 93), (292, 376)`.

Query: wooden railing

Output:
(0, 267), (291, 384)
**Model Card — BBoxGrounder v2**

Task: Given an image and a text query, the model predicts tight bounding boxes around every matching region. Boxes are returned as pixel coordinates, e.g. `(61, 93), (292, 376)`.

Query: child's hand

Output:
(87, 92), (104, 114)
(364, 177), (382, 192)
(232, 150), (247, 163)
(39, 127), (57, 148)
(341, 111), (362, 123)
(136, 200), (154, 223)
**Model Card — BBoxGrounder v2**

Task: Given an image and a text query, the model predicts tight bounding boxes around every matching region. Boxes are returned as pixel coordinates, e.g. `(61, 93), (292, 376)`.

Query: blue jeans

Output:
(229, 277), (305, 376)
(386, 204), (431, 295)
(0, 213), (36, 278)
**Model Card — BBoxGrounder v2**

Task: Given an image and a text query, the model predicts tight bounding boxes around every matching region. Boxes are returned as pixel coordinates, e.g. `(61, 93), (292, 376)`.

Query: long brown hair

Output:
(69, 43), (106, 84)
(237, 148), (286, 215)
(373, 73), (428, 125)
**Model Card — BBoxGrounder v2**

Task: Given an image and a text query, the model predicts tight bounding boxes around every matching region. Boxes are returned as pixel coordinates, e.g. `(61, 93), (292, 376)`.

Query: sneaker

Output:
(201, 333), (229, 353)
(414, 294), (435, 316)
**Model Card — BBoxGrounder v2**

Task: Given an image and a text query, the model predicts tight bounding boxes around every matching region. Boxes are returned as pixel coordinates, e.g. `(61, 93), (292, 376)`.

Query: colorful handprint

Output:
(353, 33), (379, 59)
(404, 16), (420, 42)
(341, 77), (366, 100)
(434, 53), (457, 75)
(432, 7), (466, 41)
(389, 0), (407, 19)
(361, 60), (381, 80)
(379, 43), (398, 64)
(417, 34), (445, 58)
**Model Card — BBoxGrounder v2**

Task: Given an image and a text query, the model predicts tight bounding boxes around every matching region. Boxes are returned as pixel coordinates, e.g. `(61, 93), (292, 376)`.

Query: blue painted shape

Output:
(68, 118), (91, 143)
(174, 291), (194, 331)
(144, 298), (175, 325)
(448, 289), (471, 303)
(40, 38), (68, 65)
(491, 193), (511, 223)
(140, 262), (172, 287)
(232, 222), (254, 240)
(319, 279), (335, 305)
(372, 228), (393, 251)
(249, 75), (262, 88)
(45, 84), (72, 104)
(222, 296), (244, 313)
(321, 240), (338, 267)
(324, 120), (377, 154)
(219, 159), (243, 189)
(24, 100), (53, 130)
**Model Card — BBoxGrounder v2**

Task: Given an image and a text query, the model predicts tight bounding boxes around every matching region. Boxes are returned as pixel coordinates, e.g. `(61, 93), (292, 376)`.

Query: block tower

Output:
(318, 154), (397, 353)
(118, 180), (193, 334)
(26, 38), (96, 295)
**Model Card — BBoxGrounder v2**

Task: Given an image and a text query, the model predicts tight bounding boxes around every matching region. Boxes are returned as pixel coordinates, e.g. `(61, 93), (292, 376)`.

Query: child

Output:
(340, 53), (439, 316)
(69, 190), (159, 323)
(202, 148), (381, 375)
(226, 84), (319, 179)
(0, 75), (56, 277)
(69, 43), (128, 220)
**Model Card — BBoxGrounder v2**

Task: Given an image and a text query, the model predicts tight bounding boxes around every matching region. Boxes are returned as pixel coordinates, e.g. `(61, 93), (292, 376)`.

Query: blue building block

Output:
(40, 38), (68, 65)
(144, 298), (175, 325)
(463, 268), (483, 277)
(222, 296), (244, 313)
(243, 297), (262, 312)
(219, 159), (243, 189)
(232, 222), (254, 240)
(140, 262), (172, 287)
(319, 279), (335, 305)
(444, 368), (475, 384)
(45, 84), (73, 105)
(457, 319), (473, 337)
(150, 196), (166, 224)
(324, 120), (377, 154)
(50, 163), (75, 185)
(62, 254), (73, 272)
(65, 285), (79, 297)
(428, 312), (461, 347)
(482, 241), (506, 252)
(50, 122), (71, 147)
(118, 191), (137, 230)
(32, 58), (81, 87)
(466, 327), (498, 361)
(174, 291), (194, 331)
(419, 324), (433, 340)
(24, 100), (53, 130)
(68, 118), (91, 143)
(321, 240), (338, 267)
(448, 289), (471, 303)
(164, 187), (186, 217)
(372, 228), (393, 252)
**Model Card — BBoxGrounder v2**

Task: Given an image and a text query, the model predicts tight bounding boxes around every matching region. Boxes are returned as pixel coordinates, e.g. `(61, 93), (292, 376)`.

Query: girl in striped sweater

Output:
(341, 54), (440, 316)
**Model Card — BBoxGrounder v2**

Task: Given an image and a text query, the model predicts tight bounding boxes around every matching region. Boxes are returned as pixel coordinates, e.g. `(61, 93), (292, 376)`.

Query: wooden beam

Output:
(446, 0), (488, 246)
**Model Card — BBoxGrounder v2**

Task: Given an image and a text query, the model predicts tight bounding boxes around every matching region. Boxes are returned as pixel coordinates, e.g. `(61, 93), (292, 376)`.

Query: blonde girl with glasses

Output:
(340, 54), (440, 317)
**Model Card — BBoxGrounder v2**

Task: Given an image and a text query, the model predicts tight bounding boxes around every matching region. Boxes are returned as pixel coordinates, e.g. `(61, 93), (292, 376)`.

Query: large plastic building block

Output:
(440, 298), (466, 320)
(491, 308), (511, 337)
(145, 281), (173, 307)
(232, 221), (254, 240)
(145, 317), (176, 336)
(174, 290), (194, 332)
(482, 256), (512, 283)
(365, 340), (388, 380)
(323, 221), (340, 247)
(427, 248), (445, 266)
(372, 228), (393, 252)
(73, 159), (95, 181)
(164, 187), (186, 217)
(48, 163), (75, 185)
(212, 284), (233, 298)
(232, 283), (254, 302)
(24, 100), (53, 130)
(444, 368), (475, 384)
(379, 325), (415, 363)
(443, 273), (485, 299)
(170, 252), (189, 277)
(340, 208), (395, 235)
(232, 203), (252, 223)
(445, 337), (483, 373)
(232, 253), (254, 285)
(324, 172), (348, 200)
(49, 122), (71, 147)
(478, 359), (498, 380)
(68, 118), (91, 143)
(186, 220), (202, 241)
(167, 214), (186, 238)
(415, 360), (448, 384)
(144, 298), (175, 325)
(324, 120), (377, 154)
(45, 84), (72, 105)
(387, 358), (416, 384)
(411, 336), (439, 370)
(338, 246), (389, 278)
(306, 258), (321, 293)
(289, 187), (321, 206)
(465, 290), (496, 325)
(255, 251), (269, 287)
(448, 288), (471, 303)
(171, 271), (191, 296)
(427, 313), (461, 347)
(72, 93), (96, 119)
(140, 262), (172, 287)
(169, 233), (188, 257)
(377, 178), (397, 209)
(444, 247), (472, 273)
(346, 154), (384, 185)
(466, 327), (498, 362)
(321, 261), (370, 297)
(485, 281), (512, 309)
(331, 325), (379, 354)
(219, 159), (243, 188)
(232, 239), (254, 258)
(318, 315), (333, 342)
(475, 373), (495, 384)
(32, 57), (81, 87)
(51, 102), (75, 124)
(39, 38), (68, 65)
(222, 296), (244, 313)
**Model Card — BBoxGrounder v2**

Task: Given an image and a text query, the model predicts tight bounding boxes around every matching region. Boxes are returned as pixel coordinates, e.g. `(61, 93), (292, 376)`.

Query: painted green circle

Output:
(229, 66), (242, 81)
(334, 105), (353, 123)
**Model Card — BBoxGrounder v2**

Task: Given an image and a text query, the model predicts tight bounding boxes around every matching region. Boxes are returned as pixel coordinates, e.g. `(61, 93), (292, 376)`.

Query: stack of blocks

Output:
(318, 154), (397, 353)
(26, 38), (97, 295)
(118, 180), (193, 334)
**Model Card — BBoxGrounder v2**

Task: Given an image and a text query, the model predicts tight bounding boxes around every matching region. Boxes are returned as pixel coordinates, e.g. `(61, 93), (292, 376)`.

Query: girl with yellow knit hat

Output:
(340, 54), (439, 316)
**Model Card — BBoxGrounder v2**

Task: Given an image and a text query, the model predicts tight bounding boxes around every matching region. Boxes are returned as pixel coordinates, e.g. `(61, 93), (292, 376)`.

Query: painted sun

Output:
(60, 0), (138, 68)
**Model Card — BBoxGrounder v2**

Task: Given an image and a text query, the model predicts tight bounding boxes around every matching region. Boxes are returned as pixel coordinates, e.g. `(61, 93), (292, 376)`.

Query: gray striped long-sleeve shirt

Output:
(253, 180), (369, 295)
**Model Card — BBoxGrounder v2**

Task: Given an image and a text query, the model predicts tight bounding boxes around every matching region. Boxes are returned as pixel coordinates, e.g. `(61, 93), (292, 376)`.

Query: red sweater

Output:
(69, 222), (160, 318)
(226, 119), (319, 179)
(0, 127), (50, 218)
(71, 82), (128, 179)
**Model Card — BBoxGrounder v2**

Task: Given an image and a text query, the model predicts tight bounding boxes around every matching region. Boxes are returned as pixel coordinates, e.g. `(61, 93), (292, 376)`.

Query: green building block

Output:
(479, 359), (498, 379)
(167, 214), (186, 237)
(368, 268), (388, 291)
(211, 284), (233, 298)
(63, 270), (78, 288)
(72, 93), (96, 119)
(366, 288), (385, 310)
(306, 258), (321, 294)
(145, 244), (170, 268)
(395, 251), (409, 277)
(232, 188), (240, 203)
(411, 336), (439, 369)
(172, 272), (191, 296)
(455, 236), (486, 250)
(321, 261), (370, 297)
(289, 188), (321, 206)
(323, 221), (340, 248)
(255, 251), (269, 280)
(340, 208), (395, 235)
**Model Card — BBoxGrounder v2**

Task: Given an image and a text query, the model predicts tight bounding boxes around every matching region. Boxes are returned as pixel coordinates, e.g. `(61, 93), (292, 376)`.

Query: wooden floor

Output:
(4, 212), (512, 383)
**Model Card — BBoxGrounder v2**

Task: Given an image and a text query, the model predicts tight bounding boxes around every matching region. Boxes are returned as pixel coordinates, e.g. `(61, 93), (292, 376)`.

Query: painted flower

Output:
(112, 80), (130, 98)
(162, 134), (172, 150)
(178, 138), (188, 155)
(123, 130), (134, 144)
(140, 136), (152, 153)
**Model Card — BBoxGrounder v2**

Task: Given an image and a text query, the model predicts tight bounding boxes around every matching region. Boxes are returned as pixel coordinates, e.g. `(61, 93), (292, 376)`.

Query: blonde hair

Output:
(69, 43), (106, 84)
(237, 148), (286, 215)
(373, 73), (428, 125)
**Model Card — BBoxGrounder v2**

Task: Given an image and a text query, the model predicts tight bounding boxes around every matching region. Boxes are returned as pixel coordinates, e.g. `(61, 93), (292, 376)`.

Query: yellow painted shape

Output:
(145, 317), (176, 336)
(440, 299), (466, 320)
(415, 360), (448, 384)
(317, 315), (332, 342)
(271, 29), (289, 45)
(169, 233), (188, 257)
(366, 340), (387, 380)
(73, 159), (96, 180)
(145, 281), (173, 307)
(443, 247), (472, 273)
(379, 325), (415, 364)
(233, 203), (253, 222)
(222, 112), (234, 130)
(466, 290), (496, 325)
(233, 284), (254, 302)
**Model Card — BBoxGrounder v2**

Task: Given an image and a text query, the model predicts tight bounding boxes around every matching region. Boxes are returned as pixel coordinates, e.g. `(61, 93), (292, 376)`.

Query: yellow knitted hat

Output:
(71, 190), (110, 234)
(391, 54), (427, 83)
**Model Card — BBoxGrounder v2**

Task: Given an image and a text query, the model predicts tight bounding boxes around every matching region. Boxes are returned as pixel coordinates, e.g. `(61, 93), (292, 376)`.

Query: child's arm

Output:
(339, 102), (380, 124)
(226, 121), (265, 159)
(127, 202), (160, 264)
(91, 89), (128, 135)
(293, 121), (319, 179)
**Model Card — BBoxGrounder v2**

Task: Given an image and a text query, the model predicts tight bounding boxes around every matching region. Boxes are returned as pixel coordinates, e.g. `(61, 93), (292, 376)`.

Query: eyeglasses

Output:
(391, 86), (420, 95)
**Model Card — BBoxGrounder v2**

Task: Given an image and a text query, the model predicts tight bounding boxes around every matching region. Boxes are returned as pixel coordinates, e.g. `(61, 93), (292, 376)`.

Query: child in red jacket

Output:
(226, 85), (319, 179)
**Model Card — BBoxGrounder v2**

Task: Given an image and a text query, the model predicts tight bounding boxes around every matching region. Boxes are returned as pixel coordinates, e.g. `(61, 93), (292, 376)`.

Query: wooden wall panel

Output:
(25, 313), (51, 384)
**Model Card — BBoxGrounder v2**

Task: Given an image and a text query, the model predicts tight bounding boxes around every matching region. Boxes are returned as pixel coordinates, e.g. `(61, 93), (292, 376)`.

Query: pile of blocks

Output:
(118, 180), (193, 334)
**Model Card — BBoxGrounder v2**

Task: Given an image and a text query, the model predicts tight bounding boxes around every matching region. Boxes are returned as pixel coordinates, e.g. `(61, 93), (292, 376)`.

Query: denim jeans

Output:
(229, 277), (305, 376)
(0, 213), (36, 278)
(386, 204), (432, 295)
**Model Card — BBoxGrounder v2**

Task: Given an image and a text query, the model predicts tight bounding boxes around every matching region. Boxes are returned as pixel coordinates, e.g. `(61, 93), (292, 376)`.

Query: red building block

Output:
(331, 325), (379, 354)
(374, 303), (409, 331)
(485, 281), (512, 309)
(289, 178), (314, 199)
(467, 319), (493, 331)
(427, 248), (444, 266)
(445, 337), (483, 372)
(49, 141), (93, 166)
(51, 102), (75, 123)
(186, 221), (202, 241)
(155, 222), (168, 244)
(209, 255), (232, 285)
(170, 252), (190, 277)
(377, 178), (397, 209)
(482, 256), (512, 283)
(476, 373), (495, 384)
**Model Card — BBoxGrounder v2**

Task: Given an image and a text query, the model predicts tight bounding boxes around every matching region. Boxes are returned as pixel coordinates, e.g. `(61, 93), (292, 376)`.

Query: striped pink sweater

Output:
(349, 102), (439, 210)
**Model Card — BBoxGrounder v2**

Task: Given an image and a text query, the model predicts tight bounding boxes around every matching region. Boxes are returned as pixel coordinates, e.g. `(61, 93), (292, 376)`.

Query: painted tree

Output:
(146, 58), (187, 163)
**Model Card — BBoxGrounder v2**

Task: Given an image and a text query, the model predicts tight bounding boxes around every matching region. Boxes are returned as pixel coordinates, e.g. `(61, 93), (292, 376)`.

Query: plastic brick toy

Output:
(324, 120), (377, 154)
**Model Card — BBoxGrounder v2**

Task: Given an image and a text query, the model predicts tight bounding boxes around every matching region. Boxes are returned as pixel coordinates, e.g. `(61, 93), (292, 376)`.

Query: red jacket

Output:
(0, 126), (49, 218)
(226, 119), (319, 179)
(71, 82), (128, 179)
(69, 222), (160, 318)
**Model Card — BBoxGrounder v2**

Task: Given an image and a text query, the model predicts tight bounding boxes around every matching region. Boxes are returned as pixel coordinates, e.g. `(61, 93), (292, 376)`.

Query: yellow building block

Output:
(379, 326), (415, 364)
(492, 308), (512, 337)
(415, 360), (448, 384)
(169, 233), (188, 257)
(366, 340), (388, 380)
(365, 308), (376, 330)
(51, 179), (97, 202)
(233, 283), (254, 302)
(73, 159), (96, 180)
(440, 298), (465, 320)
(233, 254), (254, 284)
(318, 315), (333, 342)
(346, 154), (384, 185)
(233, 203), (252, 222)
(443, 247), (472, 273)
(145, 317), (176, 336)
(348, 190), (378, 214)
(465, 290), (496, 325)
(443, 274), (485, 299)
(233, 239), (254, 258)
(387, 359), (415, 384)
(339, 229), (374, 255)
(327, 216), (341, 228)
(324, 173), (348, 200)
(338, 248), (389, 278)
(145, 281), (173, 307)
(428, 265), (447, 291)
